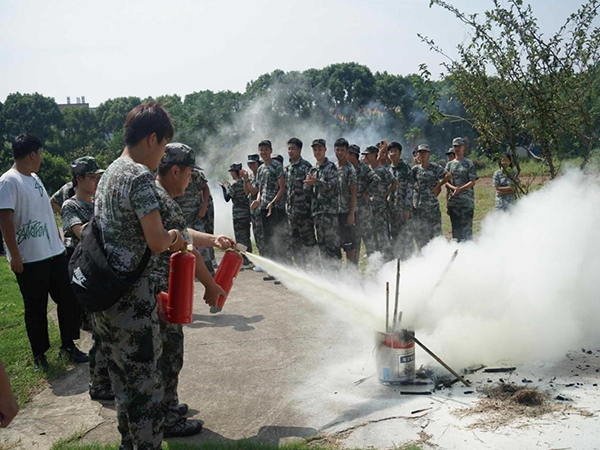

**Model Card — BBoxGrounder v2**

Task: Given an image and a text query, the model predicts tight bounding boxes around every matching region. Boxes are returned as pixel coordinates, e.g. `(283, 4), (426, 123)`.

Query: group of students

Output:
(219, 136), (519, 272)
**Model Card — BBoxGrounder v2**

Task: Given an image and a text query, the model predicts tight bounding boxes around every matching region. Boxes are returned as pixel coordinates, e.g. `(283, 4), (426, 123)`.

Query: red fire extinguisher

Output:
(211, 249), (244, 313)
(166, 247), (196, 324)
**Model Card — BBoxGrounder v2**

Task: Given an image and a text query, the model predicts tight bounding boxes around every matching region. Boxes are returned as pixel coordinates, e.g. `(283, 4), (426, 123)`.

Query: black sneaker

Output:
(90, 389), (115, 401)
(263, 275), (276, 281)
(163, 418), (202, 438)
(34, 354), (49, 373)
(58, 345), (89, 363)
(176, 403), (189, 416)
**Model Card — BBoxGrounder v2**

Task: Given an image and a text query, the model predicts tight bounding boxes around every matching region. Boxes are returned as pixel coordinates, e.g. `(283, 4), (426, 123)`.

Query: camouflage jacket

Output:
(390, 160), (414, 212)
(175, 169), (206, 228)
(445, 157), (478, 209)
(95, 158), (160, 274)
(337, 161), (357, 214)
(285, 157), (312, 216)
(51, 182), (75, 208)
(355, 162), (380, 207)
(248, 172), (261, 217)
(149, 183), (191, 293)
(256, 160), (285, 210)
(412, 163), (447, 211)
(61, 196), (94, 248)
(371, 165), (395, 212)
(307, 157), (339, 216)
(493, 167), (517, 210)
(224, 179), (251, 220)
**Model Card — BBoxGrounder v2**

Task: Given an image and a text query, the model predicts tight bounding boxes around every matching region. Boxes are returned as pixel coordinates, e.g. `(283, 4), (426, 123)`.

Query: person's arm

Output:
(348, 182), (357, 225)
(267, 177), (286, 215)
(190, 248), (226, 306)
(187, 229), (234, 249)
(71, 224), (84, 240)
(51, 200), (61, 214)
(0, 210), (23, 273)
(0, 359), (18, 428)
(385, 178), (398, 201)
(433, 171), (451, 197)
(140, 210), (186, 254)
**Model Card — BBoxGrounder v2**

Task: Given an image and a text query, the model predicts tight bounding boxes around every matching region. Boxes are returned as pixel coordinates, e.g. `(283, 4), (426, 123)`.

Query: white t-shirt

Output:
(0, 168), (65, 263)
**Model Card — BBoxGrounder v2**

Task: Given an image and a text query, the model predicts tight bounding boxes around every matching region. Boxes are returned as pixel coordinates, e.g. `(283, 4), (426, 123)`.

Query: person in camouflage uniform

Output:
(493, 152), (519, 210)
(199, 193), (218, 271)
(242, 154), (264, 257)
(50, 180), (75, 214)
(305, 139), (341, 263)
(93, 101), (187, 449)
(174, 168), (216, 275)
(445, 137), (478, 242)
(334, 138), (358, 265)
(61, 157), (112, 400)
(412, 144), (451, 250)
(284, 137), (316, 267)
(153, 143), (229, 438)
(348, 145), (380, 257)
(250, 140), (287, 263)
(362, 146), (396, 257)
(388, 142), (414, 260)
(220, 162), (252, 265)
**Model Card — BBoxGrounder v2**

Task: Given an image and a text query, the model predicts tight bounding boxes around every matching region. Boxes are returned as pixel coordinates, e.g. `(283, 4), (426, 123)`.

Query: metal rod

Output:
(433, 249), (458, 290)
(385, 282), (390, 333)
(392, 259), (400, 332)
(412, 335), (471, 387)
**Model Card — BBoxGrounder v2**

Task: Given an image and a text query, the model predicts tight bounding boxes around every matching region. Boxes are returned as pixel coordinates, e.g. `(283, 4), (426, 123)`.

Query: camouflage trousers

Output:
(261, 208), (288, 262)
(88, 315), (112, 397)
(288, 212), (317, 267)
(250, 209), (264, 254)
(314, 213), (341, 264)
(447, 203), (474, 242)
(354, 202), (377, 257)
(371, 207), (392, 256)
(413, 207), (442, 251)
(233, 217), (252, 264)
(159, 321), (184, 427)
(388, 207), (414, 260)
(94, 276), (163, 450)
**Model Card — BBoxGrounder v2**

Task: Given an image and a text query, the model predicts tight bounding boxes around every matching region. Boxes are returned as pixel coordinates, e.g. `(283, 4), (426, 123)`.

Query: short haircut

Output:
(388, 142), (402, 151)
(124, 101), (174, 147)
(287, 137), (303, 149)
(334, 138), (349, 149)
(157, 163), (186, 177)
(12, 133), (42, 160)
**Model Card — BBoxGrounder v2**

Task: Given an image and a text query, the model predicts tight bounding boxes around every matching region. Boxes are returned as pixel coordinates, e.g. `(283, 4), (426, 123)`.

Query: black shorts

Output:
(338, 213), (356, 252)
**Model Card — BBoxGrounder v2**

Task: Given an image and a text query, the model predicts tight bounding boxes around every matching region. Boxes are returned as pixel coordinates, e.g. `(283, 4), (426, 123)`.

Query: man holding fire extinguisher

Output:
(154, 143), (234, 437)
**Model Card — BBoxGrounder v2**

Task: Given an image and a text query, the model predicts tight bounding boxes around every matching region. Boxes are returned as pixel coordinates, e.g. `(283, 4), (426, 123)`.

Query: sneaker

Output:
(58, 345), (89, 363)
(163, 418), (202, 438)
(263, 275), (276, 281)
(34, 354), (49, 373)
(252, 266), (264, 273)
(176, 403), (189, 416)
(90, 389), (115, 401)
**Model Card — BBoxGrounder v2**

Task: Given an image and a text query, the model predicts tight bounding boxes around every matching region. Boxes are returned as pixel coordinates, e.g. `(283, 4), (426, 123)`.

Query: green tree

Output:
(37, 150), (71, 194)
(58, 107), (105, 160)
(95, 96), (142, 140)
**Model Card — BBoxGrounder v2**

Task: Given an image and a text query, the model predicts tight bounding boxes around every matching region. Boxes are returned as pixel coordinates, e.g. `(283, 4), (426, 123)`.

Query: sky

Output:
(0, 0), (592, 107)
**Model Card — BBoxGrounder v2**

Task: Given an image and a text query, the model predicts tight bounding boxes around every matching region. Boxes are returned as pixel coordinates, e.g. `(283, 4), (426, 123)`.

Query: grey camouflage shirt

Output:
(355, 162), (380, 206)
(493, 168), (517, 210)
(308, 158), (339, 216)
(95, 157), (160, 274)
(391, 160), (414, 212)
(51, 182), (75, 207)
(337, 161), (357, 214)
(371, 165), (395, 212)
(225, 179), (251, 220)
(285, 157), (313, 216)
(412, 163), (447, 211)
(61, 196), (94, 248)
(445, 157), (478, 208)
(175, 169), (206, 228)
(256, 160), (285, 209)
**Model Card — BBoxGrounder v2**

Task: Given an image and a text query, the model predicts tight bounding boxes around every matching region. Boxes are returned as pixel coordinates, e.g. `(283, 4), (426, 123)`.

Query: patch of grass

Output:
(0, 257), (69, 405)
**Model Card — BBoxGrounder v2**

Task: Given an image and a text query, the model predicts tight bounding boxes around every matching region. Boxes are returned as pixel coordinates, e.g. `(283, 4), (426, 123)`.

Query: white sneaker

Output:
(252, 266), (264, 272)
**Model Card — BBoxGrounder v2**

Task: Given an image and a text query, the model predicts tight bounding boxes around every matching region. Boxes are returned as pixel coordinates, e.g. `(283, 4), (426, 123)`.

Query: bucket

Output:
(375, 330), (415, 385)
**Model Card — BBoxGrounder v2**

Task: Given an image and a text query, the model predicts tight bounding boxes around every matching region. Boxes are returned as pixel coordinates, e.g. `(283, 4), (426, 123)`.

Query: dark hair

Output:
(388, 142), (402, 151)
(334, 138), (349, 149)
(124, 101), (174, 147)
(287, 137), (303, 149)
(157, 163), (188, 177)
(12, 133), (42, 160)
(499, 152), (514, 168)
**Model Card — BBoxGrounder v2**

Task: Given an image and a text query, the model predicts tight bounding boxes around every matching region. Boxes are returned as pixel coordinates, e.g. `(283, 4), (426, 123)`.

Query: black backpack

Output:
(68, 216), (151, 312)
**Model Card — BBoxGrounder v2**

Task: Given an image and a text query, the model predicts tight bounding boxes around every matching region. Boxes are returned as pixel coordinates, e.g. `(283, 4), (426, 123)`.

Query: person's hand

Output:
(403, 210), (411, 221)
(213, 235), (234, 250)
(250, 200), (259, 210)
(203, 281), (226, 307)
(348, 211), (355, 226)
(303, 174), (316, 186)
(240, 170), (249, 181)
(197, 205), (207, 219)
(266, 202), (273, 217)
(10, 255), (23, 274)
(451, 186), (463, 196)
(168, 229), (186, 252)
(431, 186), (442, 197)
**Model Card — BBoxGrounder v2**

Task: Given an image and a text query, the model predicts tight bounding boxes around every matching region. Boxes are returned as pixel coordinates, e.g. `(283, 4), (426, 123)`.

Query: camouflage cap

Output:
(247, 153), (261, 163)
(417, 144), (431, 152)
(361, 145), (379, 155)
(445, 147), (456, 155)
(349, 144), (360, 156)
(71, 156), (103, 176)
(229, 162), (243, 172)
(311, 138), (326, 147)
(258, 139), (272, 149)
(452, 137), (465, 146)
(161, 143), (202, 169)
(272, 154), (284, 164)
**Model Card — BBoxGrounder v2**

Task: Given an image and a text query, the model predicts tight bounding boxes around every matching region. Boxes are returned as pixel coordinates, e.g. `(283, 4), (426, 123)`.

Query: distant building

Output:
(57, 96), (91, 110)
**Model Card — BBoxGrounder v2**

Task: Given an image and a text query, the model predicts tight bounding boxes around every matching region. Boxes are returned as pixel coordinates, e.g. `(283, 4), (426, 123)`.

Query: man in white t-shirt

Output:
(0, 134), (87, 373)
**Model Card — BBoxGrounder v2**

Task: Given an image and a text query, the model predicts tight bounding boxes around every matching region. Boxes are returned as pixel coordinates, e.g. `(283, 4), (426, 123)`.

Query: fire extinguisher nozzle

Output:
(235, 243), (248, 253)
